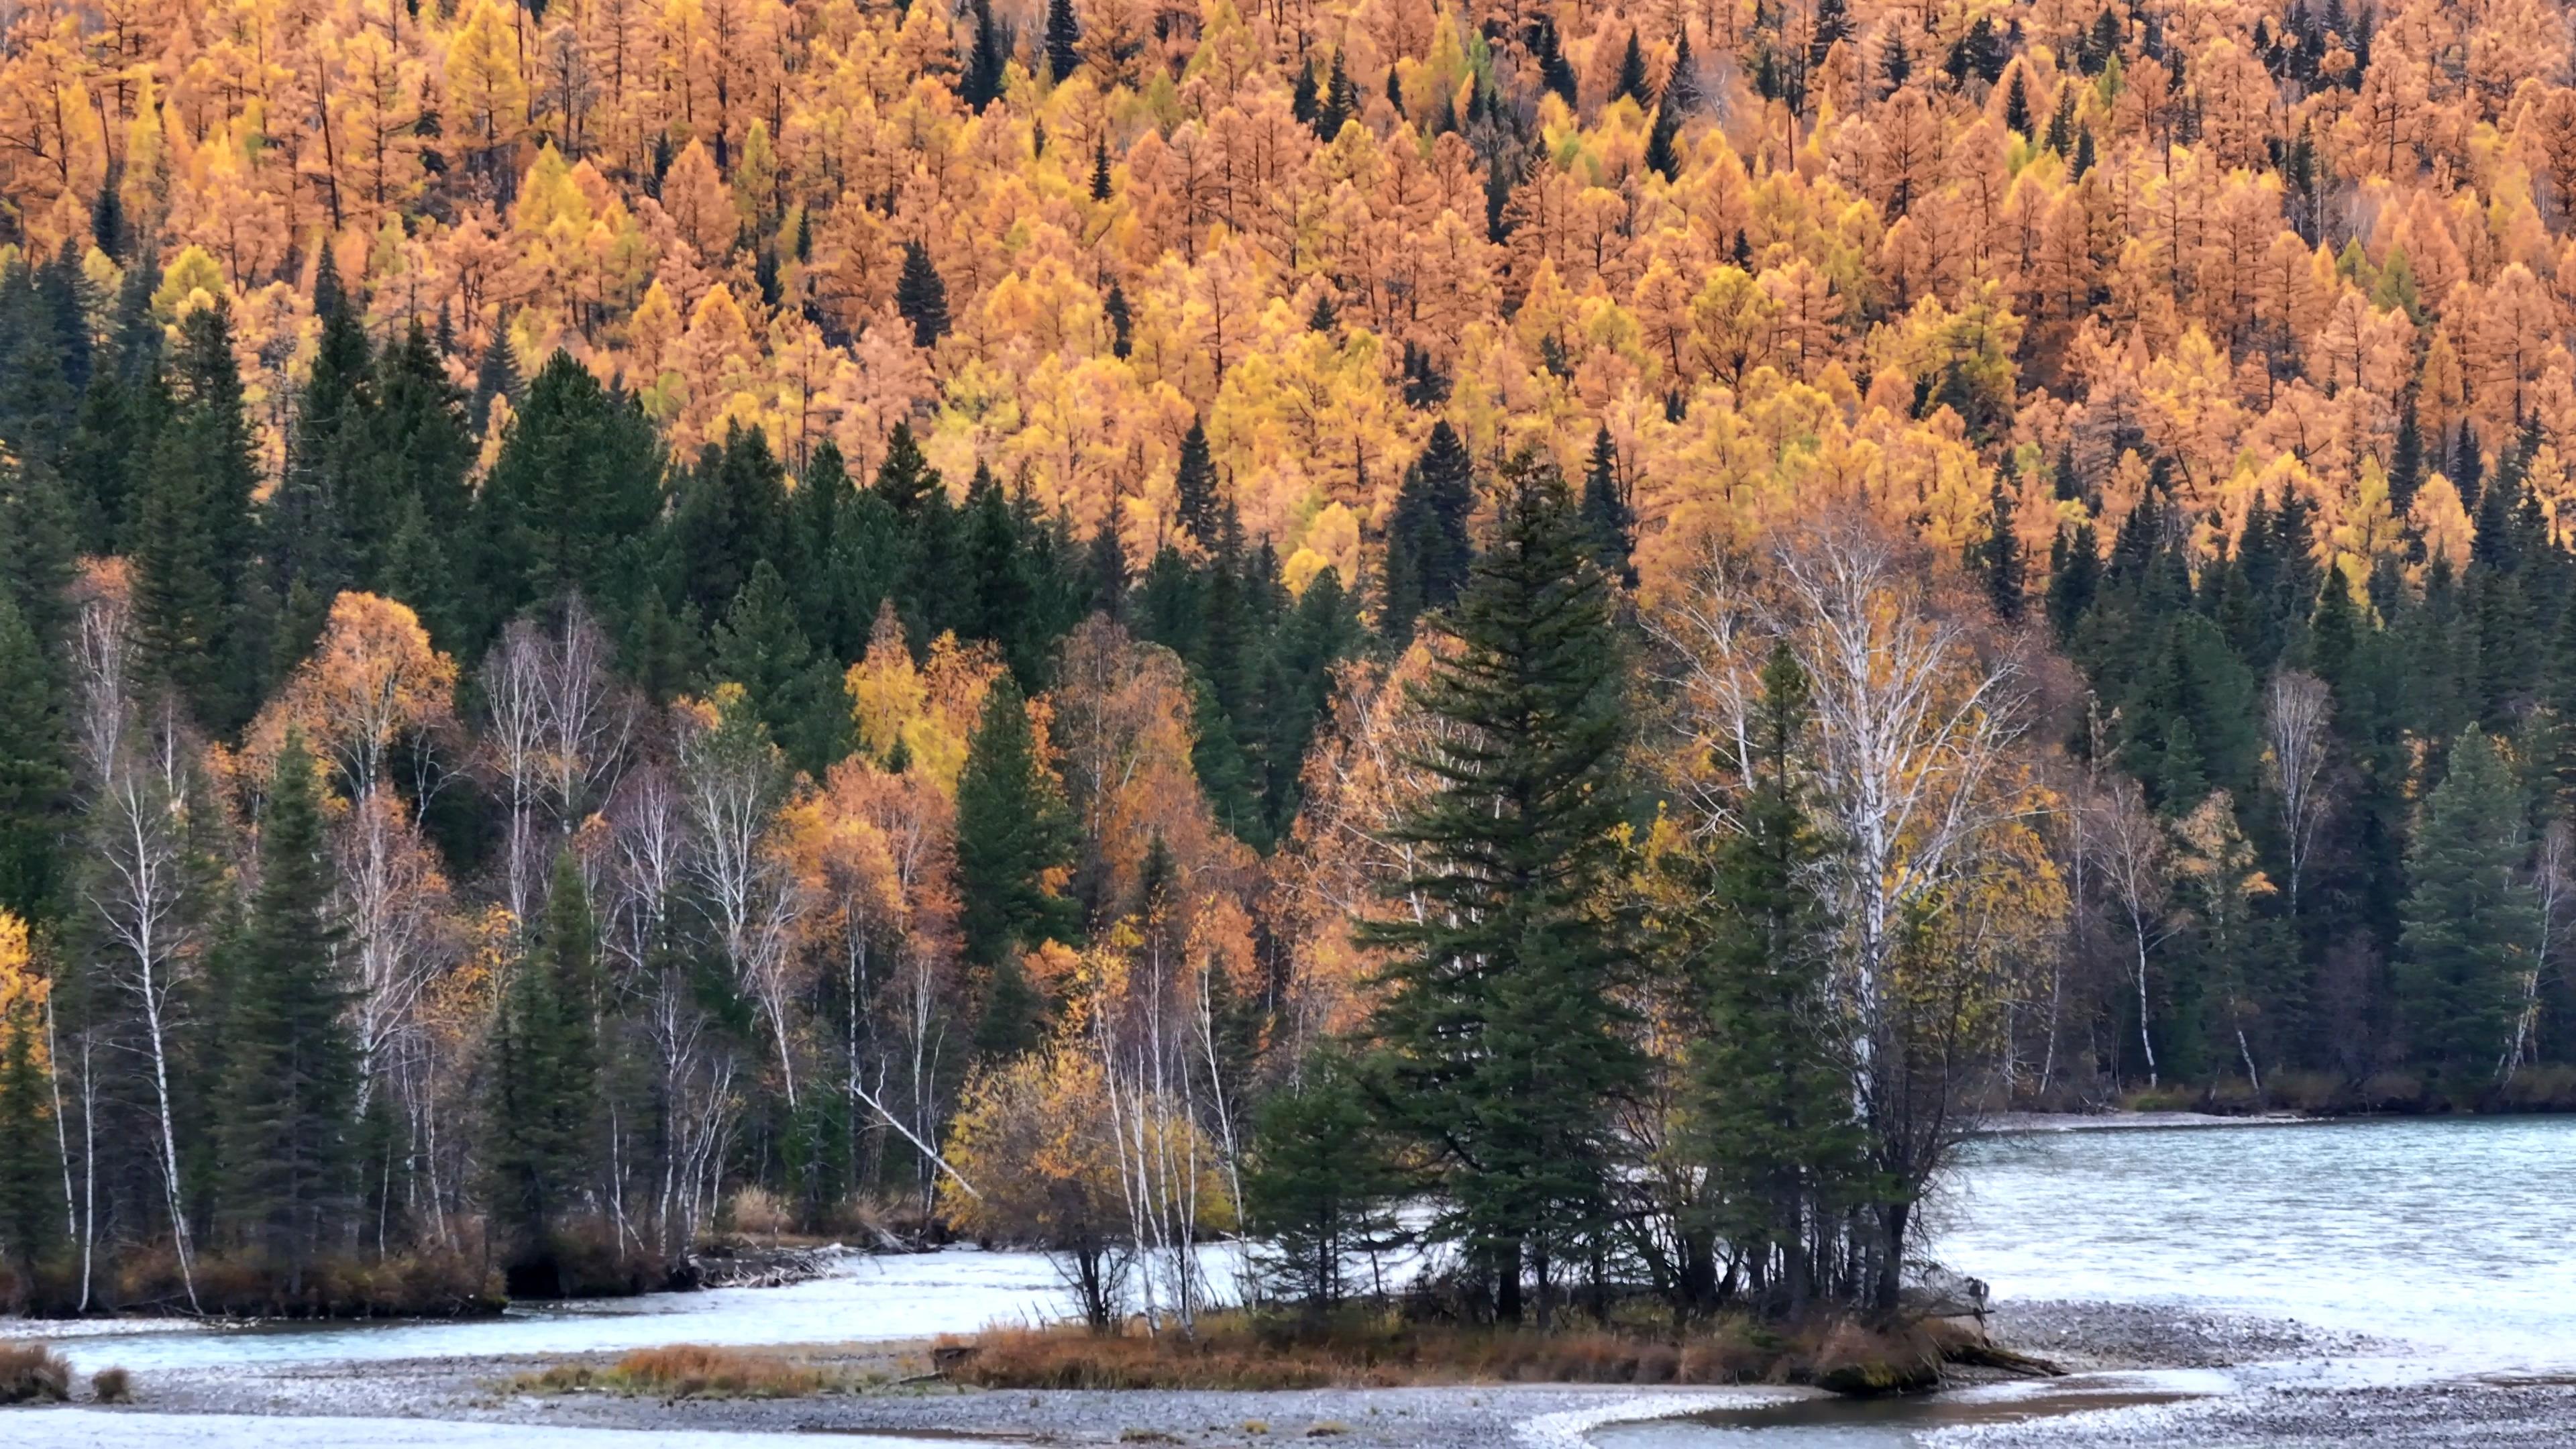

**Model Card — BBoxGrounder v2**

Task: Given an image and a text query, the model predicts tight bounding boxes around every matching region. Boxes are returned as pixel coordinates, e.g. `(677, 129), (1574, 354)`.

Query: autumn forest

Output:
(0, 0), (2571, 1330)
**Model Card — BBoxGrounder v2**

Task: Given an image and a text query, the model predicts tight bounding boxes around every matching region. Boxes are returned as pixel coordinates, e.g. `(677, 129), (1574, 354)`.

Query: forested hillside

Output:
(0, 0), (2571, 1324)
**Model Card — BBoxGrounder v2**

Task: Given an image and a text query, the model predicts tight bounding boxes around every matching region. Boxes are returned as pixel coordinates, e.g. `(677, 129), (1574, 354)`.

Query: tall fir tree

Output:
(0, 593), (68, 922)
(219, 729), (358, 1283)
(132, 301), (268, 736)
(896, 241), (953, 349)
(1381, 420), (1477, 646)
(1679, 645), (1866, 1317)
(955, 679), (1080, 971)
(1044, 0), (1081, 80)
(1360, 451), (1638, 1324)
(2396, 731), (2538, 1087)
(483, 851), (602, 1295)
(1173, 419), (1221, 547)
(472, 350), (665, 649)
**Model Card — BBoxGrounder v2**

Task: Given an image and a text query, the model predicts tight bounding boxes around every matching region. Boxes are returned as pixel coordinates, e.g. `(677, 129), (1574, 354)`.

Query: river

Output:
(7, 1116), (2571, 1445)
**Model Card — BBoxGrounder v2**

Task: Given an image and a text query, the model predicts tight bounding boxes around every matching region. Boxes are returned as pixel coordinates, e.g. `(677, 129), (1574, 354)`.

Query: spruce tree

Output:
(873, 420), (942, 515)
(896, 241), (952, 349)
(1976, 478), (2025, 623)
(1578, 425), (1635, 587)
(2396, 731), (2537, 1086)
(1103, 282), (1134, 358)
(471, 350), (665, 647)
(483, 851), (601, 1295)
(1682, 645), (1866, 1318)
(2003, 68), (2032, 136)
(1044, 0), (1081, 82)
(1664, 28), (1701, 113)
(1644, 103), (1684, 180)
(219, 729), (358, 1283)
(1381, 420), (1477, 646)
(1243, 1052), (1404, 1311)
(132, 301), (268, 735)
(1360, 451), (1638, 1324)
(0, 983), (62, 1298)
(1880, 25), (1912, 94)
(708, 561), (851, 778)
(955, 680), (1080, 970)
(1614, 30), (1650, 104)
(960, 0), (1007, 109)
(469, 328), (523, 435)
(1173, 419), (1220, 547)
(0, 592), (68, 922)
(1089, 138), (1114, 201)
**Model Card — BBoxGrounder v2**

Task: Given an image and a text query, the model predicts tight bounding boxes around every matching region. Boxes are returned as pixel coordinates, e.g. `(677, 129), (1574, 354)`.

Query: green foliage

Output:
(1677, 646), (1870, 1318)
(955, 679), (1080, 973)
(219, 730), (358, 1276)
(1360, 450), (1638, 1322)
(2396, 732), (2536, 1083)
(1381, 421), (1477, 647)
(484, 853), (603, 1294)
(1244, 1055), (1405, 1311)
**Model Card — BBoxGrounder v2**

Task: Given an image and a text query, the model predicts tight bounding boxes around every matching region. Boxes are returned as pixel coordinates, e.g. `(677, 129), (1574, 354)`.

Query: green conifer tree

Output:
(955, 680), (1080, 972)
(483, 852), (602, 1295)
(1360, 451), (1638, 1324)
(219, 729), (357, 1285)
(896, 241), (952, 349)
(1681, 645), (1867, 1317)
(1381, 420), (1477, 646)
(2396, 731), (2538, 1087)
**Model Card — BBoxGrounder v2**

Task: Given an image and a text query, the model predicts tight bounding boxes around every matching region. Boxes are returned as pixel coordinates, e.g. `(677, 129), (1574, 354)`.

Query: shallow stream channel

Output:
(6, 1116), (2572, 1446)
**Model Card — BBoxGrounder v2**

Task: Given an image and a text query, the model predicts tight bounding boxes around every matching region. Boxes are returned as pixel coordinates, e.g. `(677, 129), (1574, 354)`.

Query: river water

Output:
(7, 1116), (2571, 1443)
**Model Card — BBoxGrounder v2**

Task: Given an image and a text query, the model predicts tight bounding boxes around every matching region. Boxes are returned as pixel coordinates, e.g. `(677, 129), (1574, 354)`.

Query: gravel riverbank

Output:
(9, 1299), (2566, 1446)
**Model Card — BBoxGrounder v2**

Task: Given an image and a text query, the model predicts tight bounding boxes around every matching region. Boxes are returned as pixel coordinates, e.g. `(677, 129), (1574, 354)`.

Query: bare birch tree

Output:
(70, 589), (203, 1311)
(2264, 669), (2334, 918)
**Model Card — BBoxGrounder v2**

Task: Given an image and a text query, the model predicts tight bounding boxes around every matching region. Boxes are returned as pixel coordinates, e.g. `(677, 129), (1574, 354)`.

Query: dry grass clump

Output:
(515, 1344), (837, 1399)
(0, 1342), (72, 1404)
(942, 1312), (1779, 1391)
(90, 1366), (133, 1403)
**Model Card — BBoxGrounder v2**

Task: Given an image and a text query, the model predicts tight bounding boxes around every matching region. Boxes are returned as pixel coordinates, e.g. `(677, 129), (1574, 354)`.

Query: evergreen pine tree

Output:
(1579, 425), (1635, 586)
(1664, 28), (1701, 113)
(961, 0), (1007, 109)
(872, 420), (942, 515)
(1682, 645), (1867, 1318)
(708, 561), (852, 778)
(472, 350), (665, 649)
(1090, 137), (1114, 201)
(1044, 0), (1081, 81)
(1173, 420), (1220, 546)
(483, 851), (601, 1296)
(2396, 731), (2538, 1086)
(2003, 68), (2032, 135)
(1360, 451), (1638, 1324)
(133, 301), (268, 735)
(1243, 1051), (1404, 1311)
(1644, 102), (1684, 180)
(219, 729), (357, 1283)
(896, 241), (952, 349)
(0, 975), (62, 1297)
(1880, 25), (1912, 95)
(1381, 420), (1477, 646)
(1103, 281), (1134, 359)
(0, 593), (66, 922)
(1976, 477), (2026, 623)
(1614, 30), (1650, 103)
(469, 328), (523, 435)
(955, 680), (1080, 969)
